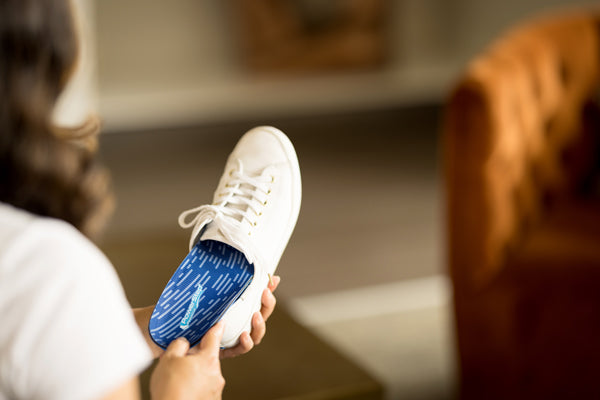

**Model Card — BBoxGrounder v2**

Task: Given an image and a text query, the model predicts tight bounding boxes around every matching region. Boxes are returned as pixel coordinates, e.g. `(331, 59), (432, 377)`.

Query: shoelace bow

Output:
(178, 159), (273, 268)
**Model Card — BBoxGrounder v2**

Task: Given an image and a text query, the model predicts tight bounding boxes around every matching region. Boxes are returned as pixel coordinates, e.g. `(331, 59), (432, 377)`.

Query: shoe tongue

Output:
(230, 154), (264, 176)
(199, 222), (246, 256)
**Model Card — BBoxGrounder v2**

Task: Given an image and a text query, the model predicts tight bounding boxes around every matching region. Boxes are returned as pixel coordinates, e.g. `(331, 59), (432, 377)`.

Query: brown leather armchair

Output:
(443, 10), (600, 399)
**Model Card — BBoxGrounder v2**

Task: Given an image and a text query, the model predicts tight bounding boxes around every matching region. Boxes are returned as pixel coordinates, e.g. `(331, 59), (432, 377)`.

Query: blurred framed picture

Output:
(230, 0), (390, 74)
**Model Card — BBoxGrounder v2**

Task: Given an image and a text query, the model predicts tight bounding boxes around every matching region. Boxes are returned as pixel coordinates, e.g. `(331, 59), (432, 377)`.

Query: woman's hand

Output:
(219, 275), (280, 359)
(150, 322), (226, 400)
(134, 275), (281, 359)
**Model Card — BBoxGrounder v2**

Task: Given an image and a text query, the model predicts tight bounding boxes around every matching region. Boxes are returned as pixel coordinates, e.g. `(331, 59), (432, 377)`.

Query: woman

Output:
(0, 0), (278, 398)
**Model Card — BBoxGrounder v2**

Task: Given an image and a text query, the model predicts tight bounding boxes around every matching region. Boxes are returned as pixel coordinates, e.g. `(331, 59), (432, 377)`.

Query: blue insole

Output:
(149, 240), (254, 349)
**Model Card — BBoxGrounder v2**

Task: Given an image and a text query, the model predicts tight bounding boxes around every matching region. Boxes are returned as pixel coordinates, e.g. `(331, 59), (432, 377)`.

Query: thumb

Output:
(164, 337), (190, 357)
(198, 321), (225, 357)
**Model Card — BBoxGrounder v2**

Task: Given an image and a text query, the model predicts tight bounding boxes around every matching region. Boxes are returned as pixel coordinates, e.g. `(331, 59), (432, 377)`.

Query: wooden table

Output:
(221, 305), (384, 400)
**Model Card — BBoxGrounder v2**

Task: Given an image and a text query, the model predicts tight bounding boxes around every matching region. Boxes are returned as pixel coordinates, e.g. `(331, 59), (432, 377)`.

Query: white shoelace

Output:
(178, 159), (273, 268)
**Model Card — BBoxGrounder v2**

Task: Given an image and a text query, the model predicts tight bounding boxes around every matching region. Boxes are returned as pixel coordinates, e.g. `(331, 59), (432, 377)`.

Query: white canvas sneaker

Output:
(177, 126), (302, 347)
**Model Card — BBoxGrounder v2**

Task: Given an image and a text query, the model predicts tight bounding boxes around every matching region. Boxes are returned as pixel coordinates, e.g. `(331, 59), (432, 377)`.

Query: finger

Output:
(260, 288), (277, 322)
(238, 331), (254, 351)
(220, 332), (253, 359)
(165, 337), (190, 358)
(198, 321), (225, 357)
(268, 275), (281, 292)
(250, 311), (266, 345)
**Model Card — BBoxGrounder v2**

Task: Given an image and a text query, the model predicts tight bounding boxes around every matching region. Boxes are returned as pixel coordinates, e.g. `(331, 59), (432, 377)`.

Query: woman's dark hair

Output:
(0, 0), (113, 238)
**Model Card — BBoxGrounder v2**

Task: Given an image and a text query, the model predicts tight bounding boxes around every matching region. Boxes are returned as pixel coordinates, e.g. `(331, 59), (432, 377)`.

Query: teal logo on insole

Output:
(180, 283), (205, 330)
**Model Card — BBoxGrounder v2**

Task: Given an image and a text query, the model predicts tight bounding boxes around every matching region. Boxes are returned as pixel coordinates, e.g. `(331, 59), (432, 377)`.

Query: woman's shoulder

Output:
(0, 202), (112, 281)
(0, 201), (86, 241)
(0, 204), (152, 400)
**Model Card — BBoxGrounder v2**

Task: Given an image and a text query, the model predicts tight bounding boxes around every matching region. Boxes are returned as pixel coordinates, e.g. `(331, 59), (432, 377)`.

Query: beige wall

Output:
(93, 0), (599, 131)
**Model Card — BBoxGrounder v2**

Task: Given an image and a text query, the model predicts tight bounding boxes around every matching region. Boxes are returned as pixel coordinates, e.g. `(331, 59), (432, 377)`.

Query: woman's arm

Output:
(133, 305), (164, 358)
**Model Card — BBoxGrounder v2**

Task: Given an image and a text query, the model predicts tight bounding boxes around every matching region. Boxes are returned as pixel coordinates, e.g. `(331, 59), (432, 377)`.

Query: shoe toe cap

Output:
(231, 126), (296, 173)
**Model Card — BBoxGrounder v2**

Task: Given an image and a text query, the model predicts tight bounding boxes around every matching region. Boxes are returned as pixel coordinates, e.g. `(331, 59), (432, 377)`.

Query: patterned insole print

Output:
(149, 240), (254, 349)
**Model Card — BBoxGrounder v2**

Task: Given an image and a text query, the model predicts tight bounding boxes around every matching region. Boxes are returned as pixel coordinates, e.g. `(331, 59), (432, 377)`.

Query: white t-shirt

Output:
(0, 203), (153, 400)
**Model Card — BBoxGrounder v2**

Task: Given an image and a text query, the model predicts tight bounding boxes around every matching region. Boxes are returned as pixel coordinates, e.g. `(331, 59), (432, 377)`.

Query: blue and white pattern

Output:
(149, 240), (254, 349)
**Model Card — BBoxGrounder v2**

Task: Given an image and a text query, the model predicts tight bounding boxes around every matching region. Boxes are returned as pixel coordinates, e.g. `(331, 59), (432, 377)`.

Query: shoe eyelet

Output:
(229, 169), (235, 177)
(267, 189), (271, 195)
(263, 200), (268, 205)
(253, 222), (257, 226)
(248, 232), (252, 236)
(271, 176), (275, 183)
